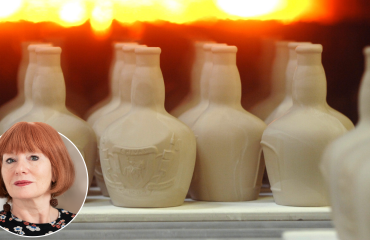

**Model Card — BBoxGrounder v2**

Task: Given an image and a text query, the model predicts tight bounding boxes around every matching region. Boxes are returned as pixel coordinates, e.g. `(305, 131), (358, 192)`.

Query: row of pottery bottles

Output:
(321, 46), (370, 240)
(261, 44), (353, 206)
(0, 44), (97, 189)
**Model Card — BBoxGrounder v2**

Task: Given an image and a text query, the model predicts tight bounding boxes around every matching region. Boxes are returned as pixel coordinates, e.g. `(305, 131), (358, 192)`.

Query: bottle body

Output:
(100, 47), (196, 207)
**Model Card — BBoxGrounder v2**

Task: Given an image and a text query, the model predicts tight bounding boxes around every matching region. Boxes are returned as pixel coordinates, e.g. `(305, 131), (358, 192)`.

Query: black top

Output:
(0, 208), (75, 236)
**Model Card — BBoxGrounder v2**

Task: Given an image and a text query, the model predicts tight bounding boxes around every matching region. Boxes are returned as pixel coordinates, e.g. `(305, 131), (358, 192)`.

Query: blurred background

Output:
(0, 0), (369, 123)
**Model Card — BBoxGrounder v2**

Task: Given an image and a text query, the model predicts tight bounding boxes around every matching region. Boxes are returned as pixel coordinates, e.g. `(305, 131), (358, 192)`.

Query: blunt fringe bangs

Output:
(0, 122), (75, 199)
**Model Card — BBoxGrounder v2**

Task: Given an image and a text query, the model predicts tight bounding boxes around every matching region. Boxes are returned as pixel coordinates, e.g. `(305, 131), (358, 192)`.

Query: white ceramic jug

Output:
(178, 43), (226, 128)
(86, 42), (138, 125)
(93, 44), (146, 196)
(189, 45), (266, 201)
(249, 41), (289, 120)
(0, 42), (35, 120)
(261, 44), (348, 206)
(321, 46), (370, 240)
(100, 47), (196, 207)
(9, 46), (97, 187)
(0, 43), (52, 133)
(171, 41), (212, 117)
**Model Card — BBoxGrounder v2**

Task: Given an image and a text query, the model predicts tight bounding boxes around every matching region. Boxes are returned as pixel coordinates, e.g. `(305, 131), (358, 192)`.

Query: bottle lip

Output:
(275, 41), (289, 47)
(296, 44), (323, 53)
(364, 46), (370, 55)
(114, 42), (138, 49)
(123, 45), (147, 52)
(135, 47), (161, 54)
(28, 43), (52, 52)
(212, 45), (237, 53)
(35, 46), (62, 54)
(194, 41), (215, 48)
(203, 43), (227, 51)
(288, 42), (312, 49)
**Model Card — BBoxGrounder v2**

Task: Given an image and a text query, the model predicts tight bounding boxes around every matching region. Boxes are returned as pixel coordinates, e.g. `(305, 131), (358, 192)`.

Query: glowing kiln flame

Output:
(0, 0), (323, 34)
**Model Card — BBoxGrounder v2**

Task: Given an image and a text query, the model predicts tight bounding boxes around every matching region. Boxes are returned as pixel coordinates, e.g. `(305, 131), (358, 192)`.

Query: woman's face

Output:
(1, 152), (53, 201)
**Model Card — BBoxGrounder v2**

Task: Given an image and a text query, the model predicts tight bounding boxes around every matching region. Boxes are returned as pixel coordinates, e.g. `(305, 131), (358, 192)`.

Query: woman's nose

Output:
(15, 156), (29, 175)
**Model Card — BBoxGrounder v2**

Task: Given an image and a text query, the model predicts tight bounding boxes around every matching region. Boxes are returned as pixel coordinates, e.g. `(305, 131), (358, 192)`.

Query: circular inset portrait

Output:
(0, 122), (88, 237)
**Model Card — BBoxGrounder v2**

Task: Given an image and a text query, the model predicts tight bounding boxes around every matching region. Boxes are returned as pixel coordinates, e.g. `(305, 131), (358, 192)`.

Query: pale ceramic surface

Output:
(249, 41), (289, 120)
(178, 43), (226, 128)
(93, 45), (146, 197)
(0, 133), (88, 214)
(0, 42), (38, 120)
(265, 42), (311, 125)
(189, 46), (266, 202)
(6, 46), (97, 187)
(321, 46), (370, 240)
(261, 44), (348, 207)
(283, 231), (338, 240)
(100, 47), (196, 208)
(170, 41), (213, 117)
(86, 42), (138, 125)
(0, 44), (52, 133)
(265, 41), (353, 130)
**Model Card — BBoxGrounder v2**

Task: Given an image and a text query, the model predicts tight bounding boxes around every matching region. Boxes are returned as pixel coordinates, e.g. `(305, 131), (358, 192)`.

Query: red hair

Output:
(0, 122), (75, 199)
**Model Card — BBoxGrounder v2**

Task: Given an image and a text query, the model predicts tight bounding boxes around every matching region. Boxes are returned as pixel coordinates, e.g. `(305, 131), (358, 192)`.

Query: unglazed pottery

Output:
(9, 46), (97, 187)
(100, 47), (196, 207)
(249, 41), (289, 120)
(0, 42), (36, 120)
(86, 42), (138, 126)
(261, 44), (348, 206)
(178, 43), (226, 128)
(189, 46), (266, 202)
(93, 44), (146, 196)
(321, 46), (370, 240)
(0, 43), (52, 133)
(265, 42), (354, 129)
(170, 41), (213, 117)
(265, 42), (311, 125)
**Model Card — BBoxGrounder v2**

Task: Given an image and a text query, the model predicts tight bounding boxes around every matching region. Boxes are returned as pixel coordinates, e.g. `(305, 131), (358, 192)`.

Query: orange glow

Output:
(0, 0), (330, 33)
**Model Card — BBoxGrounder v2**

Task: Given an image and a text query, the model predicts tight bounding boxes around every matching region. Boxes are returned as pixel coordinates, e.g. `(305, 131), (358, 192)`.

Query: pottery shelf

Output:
(75, 187), (331, 223)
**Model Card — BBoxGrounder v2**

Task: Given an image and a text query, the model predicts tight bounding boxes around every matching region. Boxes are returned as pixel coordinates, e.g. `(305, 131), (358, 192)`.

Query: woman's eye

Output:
(30, 155), (39, 161)
(5, 158), (15, 164)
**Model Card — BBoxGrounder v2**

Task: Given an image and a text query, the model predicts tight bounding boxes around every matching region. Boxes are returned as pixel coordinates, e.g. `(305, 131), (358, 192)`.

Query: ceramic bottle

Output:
(189, 45), (266, 201)
(10, 46), (97, 186)
(178, 43), (226, 128)
(321, 46), (370, 240)
(265, 42), (311, 125)
(93, 44), (146, 196)
(0, 42), (35, 120)
(100, 47), (196, 207)
(170, 41), (213, 117)
(261, 44), (348, 206)
(0, 43), (52, 133)
(86, 42), (138, 125)
(249, 41), (289, 120)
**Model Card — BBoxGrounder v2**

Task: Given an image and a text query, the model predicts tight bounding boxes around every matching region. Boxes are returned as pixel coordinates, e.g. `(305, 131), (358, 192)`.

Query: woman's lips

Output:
(14, 180), (33, 187)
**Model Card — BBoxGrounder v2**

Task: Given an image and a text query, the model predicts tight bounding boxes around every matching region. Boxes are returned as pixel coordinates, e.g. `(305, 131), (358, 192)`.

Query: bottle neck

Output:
(271, 43), (289, 95)
(33, 53), (65, 108)
(359, 53), (370, 122)
(131, 53), (165, 110)
(292, 52), (327, 106)
(200, 50), (213, 101)
(110, 50), (125, 99)
(285, 49), (298, 97)
(120, 51), (136, 103)
(209, 51), (241, 106)
(190, 45), (206, 95)
(24, 51), (38, 101)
